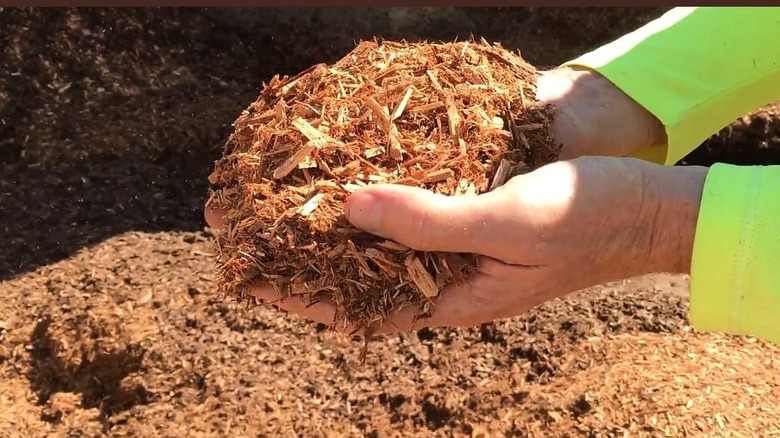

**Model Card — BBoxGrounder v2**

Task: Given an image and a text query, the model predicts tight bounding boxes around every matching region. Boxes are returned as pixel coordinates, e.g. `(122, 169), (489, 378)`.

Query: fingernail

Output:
(345, 193), (383, 233)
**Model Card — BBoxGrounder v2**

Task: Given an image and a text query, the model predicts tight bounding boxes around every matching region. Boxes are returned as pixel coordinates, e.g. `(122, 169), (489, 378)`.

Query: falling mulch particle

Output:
(206, 39), (560, 332)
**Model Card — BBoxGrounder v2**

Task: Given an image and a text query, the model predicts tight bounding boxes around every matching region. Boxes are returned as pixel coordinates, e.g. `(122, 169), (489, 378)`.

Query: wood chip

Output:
(296, 193), (325, 216)
(445, 97), (460, 139)
(489, 158), (512, 191)
(423, 168), (454, 184)
(391, 86), (414, 120)
(405, 255), (439, 298)
(272, 142), (317, 180)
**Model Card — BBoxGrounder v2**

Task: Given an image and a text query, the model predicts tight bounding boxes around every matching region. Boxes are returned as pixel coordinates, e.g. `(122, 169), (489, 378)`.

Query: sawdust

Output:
(206, 39), (559, 331)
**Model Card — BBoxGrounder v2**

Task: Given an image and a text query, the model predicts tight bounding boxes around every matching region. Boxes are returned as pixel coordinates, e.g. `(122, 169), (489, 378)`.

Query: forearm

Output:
(564, 7), (780, 164)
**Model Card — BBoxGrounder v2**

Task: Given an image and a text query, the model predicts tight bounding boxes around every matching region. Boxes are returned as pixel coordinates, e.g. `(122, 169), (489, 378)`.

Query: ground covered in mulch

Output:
(2, 8), (780, 437)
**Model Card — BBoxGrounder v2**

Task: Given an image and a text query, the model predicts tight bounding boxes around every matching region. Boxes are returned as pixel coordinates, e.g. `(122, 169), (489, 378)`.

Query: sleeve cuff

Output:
(690, 163), (780, 343)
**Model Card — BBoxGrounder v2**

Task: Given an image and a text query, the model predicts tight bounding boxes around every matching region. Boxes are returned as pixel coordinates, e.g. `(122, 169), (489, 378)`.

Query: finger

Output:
(249, 284), (418, 335)
(419, 266), (554, 329)
(249, 285), (339, 327)
(370, 306), (426, 335)
(205, 208), (226, 229)
(344, 184), (502, 254)
(414, 272), (504, 328)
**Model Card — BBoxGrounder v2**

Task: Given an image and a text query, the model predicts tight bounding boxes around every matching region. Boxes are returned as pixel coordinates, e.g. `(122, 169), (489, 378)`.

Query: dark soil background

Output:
(2, 7), (779, 437)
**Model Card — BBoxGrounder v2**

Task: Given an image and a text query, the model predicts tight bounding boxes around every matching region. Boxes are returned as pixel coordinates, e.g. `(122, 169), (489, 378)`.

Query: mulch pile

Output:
(207, 39), (559, 331)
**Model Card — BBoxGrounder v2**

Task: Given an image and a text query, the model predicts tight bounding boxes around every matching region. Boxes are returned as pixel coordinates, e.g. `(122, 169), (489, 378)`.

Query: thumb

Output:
(344, 184), (499, 254)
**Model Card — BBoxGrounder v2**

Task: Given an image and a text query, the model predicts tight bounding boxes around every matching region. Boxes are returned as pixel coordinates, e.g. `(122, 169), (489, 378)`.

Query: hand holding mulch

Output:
(208, 155), (705, 336)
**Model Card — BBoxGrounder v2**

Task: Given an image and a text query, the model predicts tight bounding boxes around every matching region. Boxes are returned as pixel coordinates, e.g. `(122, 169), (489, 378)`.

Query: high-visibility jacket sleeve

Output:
(562, 7), (780, 343)
(688, 163), (780, 344)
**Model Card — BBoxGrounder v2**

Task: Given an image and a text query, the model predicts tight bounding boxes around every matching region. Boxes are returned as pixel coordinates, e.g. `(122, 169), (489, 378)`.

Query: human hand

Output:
(206, 156), (706, 334)
(536, 66), (667, 160)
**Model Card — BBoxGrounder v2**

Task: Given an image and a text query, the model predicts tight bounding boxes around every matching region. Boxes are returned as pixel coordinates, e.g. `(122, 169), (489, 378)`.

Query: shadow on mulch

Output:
(0, 156), (211, 281)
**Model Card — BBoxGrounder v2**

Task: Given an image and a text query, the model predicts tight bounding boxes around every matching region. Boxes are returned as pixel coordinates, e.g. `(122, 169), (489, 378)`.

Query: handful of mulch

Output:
(206, 39), (560, 332)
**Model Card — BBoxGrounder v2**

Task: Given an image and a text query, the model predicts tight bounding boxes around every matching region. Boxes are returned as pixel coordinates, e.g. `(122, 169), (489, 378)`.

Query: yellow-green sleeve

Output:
(564, 7), (780, 165)
(689, 163), (780, 343)
(562, 7), (780, 343)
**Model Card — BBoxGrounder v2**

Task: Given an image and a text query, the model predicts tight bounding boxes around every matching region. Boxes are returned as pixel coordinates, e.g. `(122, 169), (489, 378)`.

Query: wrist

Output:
(641, 162), (708, 274)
